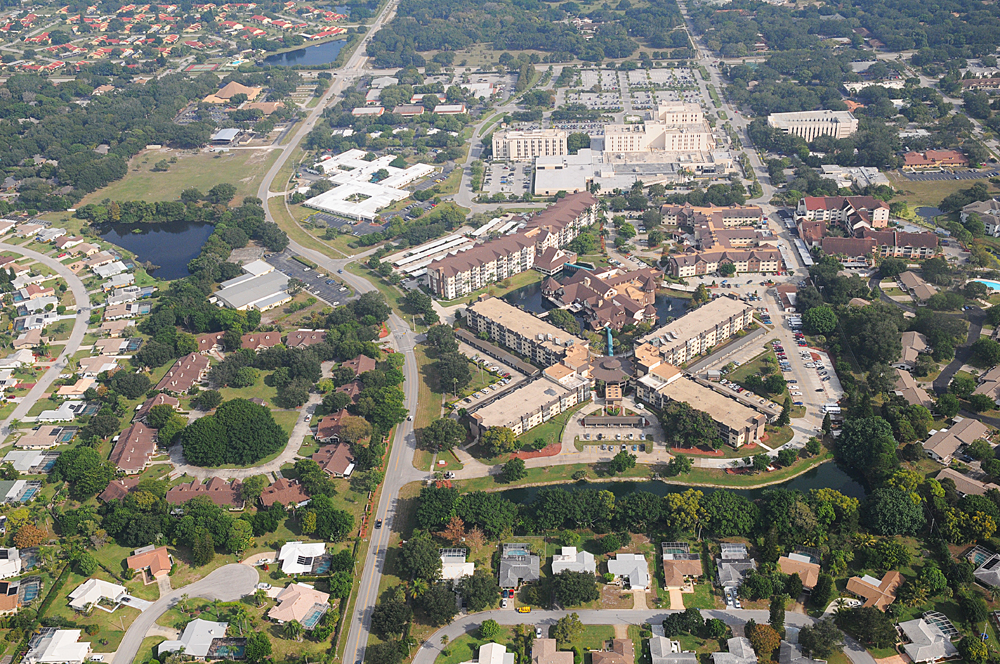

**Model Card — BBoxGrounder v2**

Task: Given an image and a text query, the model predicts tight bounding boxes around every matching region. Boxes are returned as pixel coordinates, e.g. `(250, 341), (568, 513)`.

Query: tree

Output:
(811, 573), (834, 609)
(329, 571), (352, 599)
(798, 617), (844, 659)
(862, 487), (925, 536)
(192, 527), (215, 566)
(458, 569), (500, 612)
(438, 516), (466, 546)
(75, 552), (98, 576)
(480, 619), (501, 639)
(937, 393), (961, 419)
(703, 490), (757, 537)
(666, 454), (693, 476)
(180, 399), (288, 467)
(499, 457), (527, 483)
(777, 397), (791, 428)
(769, 594), (787, 635)
(719, 263), (736, 277)
(244, 632), (272, 664)
(339, 416), (372, 444)
(950, 375), (976, 398)
(481, 427), (520, 456)
(553, 570), (599, 606)
(13, 524), (44, 548)
(422, 418), (465, 452)
(436, 351), (472, 393)
(803, 306), (837, 336)
(226, 519), (254, 554)
(241, 475), (269, 502)
(370, 598), (411, 640)
(552, 613), (584, 647)
(746, 621), (780, 662)
(111, 371), (151, 399)
(878, 258), (907, 278)
(959, 637), (988, 664)
(836, 607), (896, 648)
(419, 582), (458, 625)
(969, 394), (996, 412)
(399, 534), (442, 581)
(207, 183), (238, 205)
(973, 337), (1000, 367)
(835, 416), (897, 478)
(608, 451), (636, 475)
(366, 642), (403, 664)
(283, 619), (304, 642)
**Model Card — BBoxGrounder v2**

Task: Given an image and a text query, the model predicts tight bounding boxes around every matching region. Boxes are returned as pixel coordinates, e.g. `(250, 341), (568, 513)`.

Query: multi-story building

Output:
(636, 363), (766, 447)
(465, 296), (588, 366)
(604, 103), (714, 153)
(660, 203), (763, 228)
(634, 296), (754, 366)
(542, 267), (660, 331)
(469, 368), (590, 437)
(862, 229), (939, 259)
(426, 192), (597, 299)
(796, 196), (890, 230)
(962, 199), (1000, 236)
(767, 110), (858, 141)
(493, 129), (568, 162)
(667, 248), (782, 278)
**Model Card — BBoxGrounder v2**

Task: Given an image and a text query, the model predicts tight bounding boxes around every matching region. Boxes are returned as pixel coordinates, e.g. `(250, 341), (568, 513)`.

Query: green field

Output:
(888, 171), (1000, 210)
(81, 149), (282, 205)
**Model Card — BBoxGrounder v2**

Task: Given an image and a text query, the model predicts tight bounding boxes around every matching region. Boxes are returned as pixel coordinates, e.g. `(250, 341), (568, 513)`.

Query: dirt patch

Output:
(671, 446), (723, 457)
(875, 656), (907, 664)
(513, 443), (561, 459)
(601, 585), (634, 609)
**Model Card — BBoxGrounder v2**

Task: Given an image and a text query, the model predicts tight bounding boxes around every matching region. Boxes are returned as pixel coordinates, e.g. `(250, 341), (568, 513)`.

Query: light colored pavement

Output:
(0, 242), (92, 440)
(115, 564), (258, 664)
(411, 609), (875, 664)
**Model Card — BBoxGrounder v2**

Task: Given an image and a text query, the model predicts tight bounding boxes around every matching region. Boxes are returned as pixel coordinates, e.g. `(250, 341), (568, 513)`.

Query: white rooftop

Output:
(278, 541), (327, 575)
(68, 578), (126, 610)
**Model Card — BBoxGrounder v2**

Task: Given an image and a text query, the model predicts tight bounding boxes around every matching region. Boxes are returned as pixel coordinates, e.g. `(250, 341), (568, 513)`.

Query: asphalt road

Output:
(116, 564), (259, 664)
(0, 242), (92, 439)
(411, 609), (875, 664)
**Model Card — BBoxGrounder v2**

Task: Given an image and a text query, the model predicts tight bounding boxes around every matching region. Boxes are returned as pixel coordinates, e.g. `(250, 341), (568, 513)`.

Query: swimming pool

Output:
(973, 279), (1000, 291)
(20, 488), (37, 501)
(505, 549), (529, 557)
(21, 583), (39, 602)
(301, 606), (326, 629)
(312, 558), (331, 574)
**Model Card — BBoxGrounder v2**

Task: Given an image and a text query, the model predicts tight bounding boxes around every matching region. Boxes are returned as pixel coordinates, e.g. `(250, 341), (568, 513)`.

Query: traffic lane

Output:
(266, 250), (357, 305)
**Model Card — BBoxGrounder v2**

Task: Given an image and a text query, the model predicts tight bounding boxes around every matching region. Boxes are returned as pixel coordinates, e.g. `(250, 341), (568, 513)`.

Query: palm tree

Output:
(253, 589), (267, 607)
(283, 620), (303, 642)
(409, 579), (429, 599)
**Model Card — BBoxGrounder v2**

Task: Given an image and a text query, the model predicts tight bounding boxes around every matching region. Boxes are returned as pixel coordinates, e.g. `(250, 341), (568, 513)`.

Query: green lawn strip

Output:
(435, 627), (515, 664)
(43, 567), (137, 652)
(517, 401), (588, 449)
(436, 270), (543, 307)
(453, 460), (652, 492)
(683, 580), (722, 609)
(136, 635), (167, 663)
(671, 452), (834, 487)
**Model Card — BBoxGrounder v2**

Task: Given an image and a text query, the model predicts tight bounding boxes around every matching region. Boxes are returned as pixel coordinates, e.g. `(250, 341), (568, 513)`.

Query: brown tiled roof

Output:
(846, 571), (903, 610)
(337, 381), (362, 403)
(155, 352), (210, 393)
(343, 354), (376, 376)
(260, 478), (310, 507)
(862, 229), (939, 250)
(821, 236), (876, 257)
(428, 231), (536, 278)
(166, 477), (244, 508)
(241, 332), (282, 351)
(98, 476), (141, 502)
(523, 191), (597, 234)
(315, 409), (350, 442)
(109, 423), (157, 473)
(798, 220), (826, 245)
(196, 331), (226, 352)
(126, 546), (171, 577)
(591, 640), (634, 664)
(778, 556), (820, 589)
(314, 443), (355, 476)
(286, 330), (327, 348)
(135, 394), (179, 421)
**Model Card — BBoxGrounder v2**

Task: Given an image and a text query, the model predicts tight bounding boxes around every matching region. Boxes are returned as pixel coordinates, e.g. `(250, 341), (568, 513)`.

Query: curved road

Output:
(0, 242), (92, 439)
(115, 564), (259, 664)
(411, 609), (875, 664)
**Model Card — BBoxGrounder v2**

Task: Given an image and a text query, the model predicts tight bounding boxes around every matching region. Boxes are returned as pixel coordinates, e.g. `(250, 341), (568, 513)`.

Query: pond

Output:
(262, 39), (346, 67)
(916, 206), (943, 220)
(99, 221), (214, 281)
(499, 460), (866, 504)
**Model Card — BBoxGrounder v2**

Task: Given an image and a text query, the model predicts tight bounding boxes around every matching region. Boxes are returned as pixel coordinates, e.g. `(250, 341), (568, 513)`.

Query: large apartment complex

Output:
(469, 364), (591, 437)
(635, 296), (754, 365)
(493, 129), (568, 162)
(465, 296), (588, 367)
(767, 110), (859, 141)
(426, 192), (598, 299)
(796, 196), (890, 229)
(668, 249), (782, 278)
(604, 103), (715, 153)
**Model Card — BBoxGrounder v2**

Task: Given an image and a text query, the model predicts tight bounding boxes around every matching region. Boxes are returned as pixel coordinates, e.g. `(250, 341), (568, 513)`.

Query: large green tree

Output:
(553, 570), (599, 606)
(180, 398), (288, 467)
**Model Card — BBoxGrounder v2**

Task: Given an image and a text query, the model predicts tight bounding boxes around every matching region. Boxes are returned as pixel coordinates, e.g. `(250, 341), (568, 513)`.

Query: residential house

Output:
(67, 579), (125, 611)
(777, 554), (820, 590)
(0, 549), (20, 579)
(126, 546), (172, 584)
(166, 478), (244, 510)
(975, 365), (1000, 406)
(260, 478), (310, 508)
(99, 320), (135, 338)
(93, 338), (133, 356)
(98, 476), (141, 502)
(974, 553), (1000, 587)
(779, 641), (826, 664)
(312, 443), (355, 477)
(551, 547), (596, 575)
(342, 354), (377, 377)
(895, 331), (930, 370)
(315, 410), (352, 443)
(23, 629), (92, 664)
(463, 643), (516, 664)
(196, 331), (226, 353)
(716, 543), (757, 589)
(155, 352), (210, 393)
(241, 332), (282, 351)
(0, 580), (22, 615)
(498, 543), (540, 589)
(286, 330), (326, 348)
(923, 417), (991, 464)
(894, 369), (934, 408)
(650, 638), (697, 664)
(109, 423), (156, 474)
(77, 357), (118, 378)
(268, 583), (329, 626)
(13, 329), (46, 350)
(56, 378), (94, 398)
(592, 640), (634, 664)
(1, 451), (57, 474)
(158, 619), (239, 659)
(898, 619), (958, 663)
(711, 638), (758, 664)
(14, 426), (73, 450)
(37, 401), (86, 423)
(661, 542), (703, 589)
(846, 571), (903, 610)
(277, 541), (327, 575)
(440, 549), (475, 580)
(936, 467), (1000, 497)
(898, 271), (938, 302)
(532, 639), (574, 664)
(135, 394), (179, 422)
(607, 553), (649, 590)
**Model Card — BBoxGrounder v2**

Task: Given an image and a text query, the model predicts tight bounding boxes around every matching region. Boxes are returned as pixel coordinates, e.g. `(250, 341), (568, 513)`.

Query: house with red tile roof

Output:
(110, 423), (157, 474)
(127, 546), (172, 584)
(166, 477), (244, 509)
(313, 443), (355, 477)
(259, 478), (310, 507)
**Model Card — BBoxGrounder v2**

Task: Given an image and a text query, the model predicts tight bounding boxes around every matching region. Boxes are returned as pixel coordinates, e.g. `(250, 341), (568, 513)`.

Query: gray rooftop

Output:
(499, 544), (540, 588)
(158, 619), (229, 658)
(650, 636), (698, 664)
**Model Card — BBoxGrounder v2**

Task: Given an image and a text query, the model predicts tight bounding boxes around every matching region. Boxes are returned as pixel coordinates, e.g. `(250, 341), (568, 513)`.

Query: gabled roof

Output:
(166, 477), (244, 508)
(260, 478), (310, 507)
(846, 571), (903, 609)
(126, 546), (171, 577)
(899, 619), (958, 663)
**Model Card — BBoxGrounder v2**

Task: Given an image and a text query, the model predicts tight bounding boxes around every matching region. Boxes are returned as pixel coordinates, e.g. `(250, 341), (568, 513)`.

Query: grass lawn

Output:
(436, 627), (514, 664)
(666, 452), (835, 488)
(218, 375), (279, 405)
(683, 581), (722, 609)
(413, 343), (445, 472)
(82, 149), (282, 206)
(437, 269), (543, 307)
(453, 459), (652, 492)
(44, 567), (139, 652)
(135, 636), (167, 664)
(888, 171), (1000, 210)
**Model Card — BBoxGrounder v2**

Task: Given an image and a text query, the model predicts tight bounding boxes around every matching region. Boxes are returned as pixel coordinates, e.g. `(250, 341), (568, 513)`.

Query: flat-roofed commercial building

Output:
(465, 296), (587, 367)
(604, 103), (714, 153)
(635, 296), (754, 366)
(469, 373), (589, 437)
(636, 365), (765, 447)
(493, 129), (568, 162)
(767, 110), (858, 141)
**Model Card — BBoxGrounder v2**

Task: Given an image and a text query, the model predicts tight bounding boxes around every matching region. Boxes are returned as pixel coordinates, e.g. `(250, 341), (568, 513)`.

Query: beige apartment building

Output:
(635, 296), (754, 365)
(469, 370), (590, 437)
(668, 248), (782, 278)
(636, 364), (765, 447)
(493, 129), (568, 162)
(604, 103), (714, 153)
(465, 296), (587, 367)
(767, 110), (859, 141)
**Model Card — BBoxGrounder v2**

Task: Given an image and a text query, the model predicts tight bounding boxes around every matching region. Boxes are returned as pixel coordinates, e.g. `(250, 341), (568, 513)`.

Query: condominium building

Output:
(426, 192), (597, 299)
(796, 196), (890, 229)
(469, 371), (590, 437)
(767, 110), (859, 141)
(635, 296), (754, 366)
(660, 203), (763, 228)
(605, 103), (714, 153)
(493, 129), (568, 162)
(667, 248), (782, 278)
(862, 229), (939, 259)
(636, 364), (765, 447)
(465, 296), (587, 366)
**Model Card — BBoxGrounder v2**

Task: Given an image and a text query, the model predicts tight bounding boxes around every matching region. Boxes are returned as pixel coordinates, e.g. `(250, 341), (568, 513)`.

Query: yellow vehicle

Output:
(516, 607), (531, 613)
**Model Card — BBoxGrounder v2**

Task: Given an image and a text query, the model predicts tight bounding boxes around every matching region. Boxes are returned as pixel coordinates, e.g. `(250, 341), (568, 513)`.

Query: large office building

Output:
(636, 364), (766, 447)
(767, 110), (859, 141)
(465, 296), (587, 367)
(426, 192), (597, 299)
(635, 296), (754, 366)
(493, 129), (568, 162)
(604, 103), (714, 153)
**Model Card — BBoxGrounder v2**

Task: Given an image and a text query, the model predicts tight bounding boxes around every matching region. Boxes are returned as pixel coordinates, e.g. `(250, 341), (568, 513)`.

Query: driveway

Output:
(115, 564), (258, 664)
(0, 242), (91, 440)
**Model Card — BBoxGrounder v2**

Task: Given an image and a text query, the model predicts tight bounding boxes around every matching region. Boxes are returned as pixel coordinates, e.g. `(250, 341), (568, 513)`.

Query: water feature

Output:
(99, 221), (215, 281)
(262, 39), (346, 67)
(500, 461), (866, 504)
(973, 279), (1000, 291)
(916, 206), (943, 220)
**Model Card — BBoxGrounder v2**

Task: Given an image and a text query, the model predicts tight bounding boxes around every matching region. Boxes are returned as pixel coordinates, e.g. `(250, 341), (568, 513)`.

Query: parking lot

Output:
(484, 162), (532, 195)
(265, 249), (356, 306)
(906, 170), (1000, 181)
(455, 340), (528, 408)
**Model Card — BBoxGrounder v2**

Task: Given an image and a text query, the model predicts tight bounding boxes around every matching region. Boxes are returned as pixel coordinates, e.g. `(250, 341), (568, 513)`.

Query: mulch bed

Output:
(512, 443), (560, 459)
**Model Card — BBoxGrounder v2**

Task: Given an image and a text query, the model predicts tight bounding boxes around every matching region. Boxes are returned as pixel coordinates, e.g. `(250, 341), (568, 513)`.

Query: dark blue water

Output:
(100, 221), (214, 280)
(916, 206), (943, 219)
(500, 461), (866, 503)
(262, 39), (346, 67)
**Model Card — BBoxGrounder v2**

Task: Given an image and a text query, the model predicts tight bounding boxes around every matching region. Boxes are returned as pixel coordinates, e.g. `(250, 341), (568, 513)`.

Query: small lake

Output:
(916, 206), (943, 220)
(500, 461), (866, 504)
(262, 39), (346, 67)
(99, 221), (214, 280)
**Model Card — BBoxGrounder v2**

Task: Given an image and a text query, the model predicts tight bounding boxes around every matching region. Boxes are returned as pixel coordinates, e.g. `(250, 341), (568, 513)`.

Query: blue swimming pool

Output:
(973, 279), (1000, 290)
(302, 607), (326, 629)
(505, 549), (529, 557)
(21, 583), (39, 601)
(20, 488), (37, 501)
